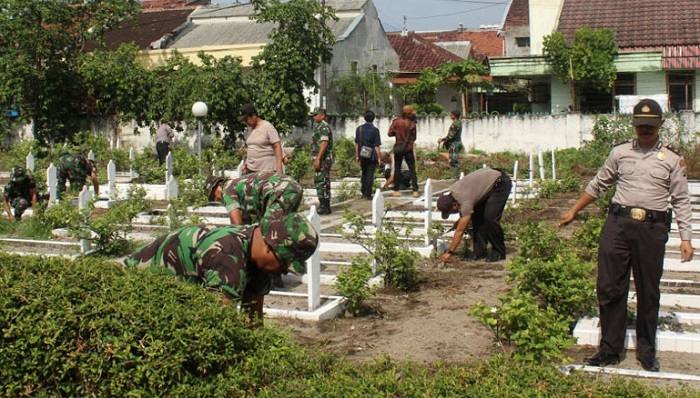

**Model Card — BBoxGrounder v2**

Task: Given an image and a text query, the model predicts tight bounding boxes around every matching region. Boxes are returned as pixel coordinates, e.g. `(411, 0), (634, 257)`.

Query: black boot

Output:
(324, 198), (332, 214)
(317, 199), (329, 215)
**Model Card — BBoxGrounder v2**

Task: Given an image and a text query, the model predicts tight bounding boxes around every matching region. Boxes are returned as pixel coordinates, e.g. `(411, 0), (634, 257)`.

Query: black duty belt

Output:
(610, 204), (669, 223)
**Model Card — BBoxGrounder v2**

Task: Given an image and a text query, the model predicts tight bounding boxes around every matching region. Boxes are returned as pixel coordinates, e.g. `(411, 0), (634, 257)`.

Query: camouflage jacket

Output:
(58, 154), (94, 183)
(311, 121), (334, 162)
(222, 171), (303, 224)
(125, 225), (271, 300)
(3, 177), (36, 201)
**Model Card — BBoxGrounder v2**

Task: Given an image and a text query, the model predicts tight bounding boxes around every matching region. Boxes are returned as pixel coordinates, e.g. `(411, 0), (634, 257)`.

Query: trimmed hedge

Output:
(0, 254), (319, 397)
(1, 254), (697, 397)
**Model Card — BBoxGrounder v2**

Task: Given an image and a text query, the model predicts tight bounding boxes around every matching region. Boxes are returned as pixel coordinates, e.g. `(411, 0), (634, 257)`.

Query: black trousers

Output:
(471, 172), (512, 258)
(359, 159), (377, 198)
(393, 150), (418, 192)
(597, 213), (667, 359)
(156, 141), (170, 166)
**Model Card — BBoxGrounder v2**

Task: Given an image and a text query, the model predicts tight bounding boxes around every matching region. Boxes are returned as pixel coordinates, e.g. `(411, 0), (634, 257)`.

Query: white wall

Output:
(12, 112), (700, 156)
(529, 0), (565, 55)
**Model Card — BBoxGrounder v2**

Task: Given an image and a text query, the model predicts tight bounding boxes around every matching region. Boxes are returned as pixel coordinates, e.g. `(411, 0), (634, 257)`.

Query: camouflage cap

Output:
(205, 175), (228, 201)
(309, 107), (326, 116)
(260, 212), (318, 274)
(10, 165), (27, 183)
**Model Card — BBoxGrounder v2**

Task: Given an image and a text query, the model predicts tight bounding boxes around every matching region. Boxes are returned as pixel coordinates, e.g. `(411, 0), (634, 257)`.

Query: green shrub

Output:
(512, 221), (564, 261)
(333, 137), (361, 179)
(333, 257), (376, 316)
(69, 186), (152, 256)
(341, 212), (420, 291)
(0, 253), (323, 397)
(471, 289), (575, 361)
(508, 252), (597, 321)
(284, 145), (312, 184)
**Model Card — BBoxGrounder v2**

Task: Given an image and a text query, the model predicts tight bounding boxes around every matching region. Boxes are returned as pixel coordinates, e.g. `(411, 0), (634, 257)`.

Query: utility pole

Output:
(319, 0), (327, 109)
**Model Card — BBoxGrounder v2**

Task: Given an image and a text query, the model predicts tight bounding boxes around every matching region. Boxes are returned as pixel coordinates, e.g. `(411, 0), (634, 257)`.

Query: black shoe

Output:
(272, 274), (284, 289)
(638, 356), (660, 372)
(470, 254), (487, 261)
(585, 351), (620, 367)
(485, 253), (506, 263)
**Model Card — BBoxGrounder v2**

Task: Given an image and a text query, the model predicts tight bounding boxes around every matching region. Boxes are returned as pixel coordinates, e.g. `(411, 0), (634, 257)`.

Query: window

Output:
(668, 71), (694, 111)
(613, 73), (635, 111)
(515, 37), (530, 48)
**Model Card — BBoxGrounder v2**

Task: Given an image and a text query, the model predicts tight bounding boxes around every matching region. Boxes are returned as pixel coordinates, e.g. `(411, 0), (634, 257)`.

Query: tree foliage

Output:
(0, 0), (141, 144)
(542, 27), (618, 109)
(400, 69), (443, 114)
(248, 0), (337, 132)
(329, 66), (394, 115)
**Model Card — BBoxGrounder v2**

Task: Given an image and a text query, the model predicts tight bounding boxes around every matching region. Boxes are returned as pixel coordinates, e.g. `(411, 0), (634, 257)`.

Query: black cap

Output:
(238, 103), (256, 121)
(436, 194), (456, 220)
(632, 99), (663, 127)
(450, 109), (461, 118)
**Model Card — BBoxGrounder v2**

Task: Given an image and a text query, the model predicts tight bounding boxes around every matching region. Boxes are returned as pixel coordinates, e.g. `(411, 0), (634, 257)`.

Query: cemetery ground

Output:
(268, 188), (700, 390)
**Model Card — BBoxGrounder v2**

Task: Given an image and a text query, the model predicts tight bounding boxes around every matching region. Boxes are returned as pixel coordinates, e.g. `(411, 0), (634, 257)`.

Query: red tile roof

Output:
(418, 29), (504, 60)
(86, 9), (193, 51)
(557, 0), (700, 48)
(142, 0), (207, 10)
(387, 31), (463, 73)
(503, 0), (529, 28)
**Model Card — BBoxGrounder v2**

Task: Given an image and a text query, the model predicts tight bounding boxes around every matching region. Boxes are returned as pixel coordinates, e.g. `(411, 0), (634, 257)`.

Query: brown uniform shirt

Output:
(585, 139), (693, 241)
(450, 167), (502, 216)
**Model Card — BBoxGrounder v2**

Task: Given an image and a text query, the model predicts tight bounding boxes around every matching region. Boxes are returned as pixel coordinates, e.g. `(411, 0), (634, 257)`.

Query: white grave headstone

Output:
(47, 163), (57, 206)
(307, 206), (321, 311)
(107, 160), (117, 200)
(26, 153), (35, 172)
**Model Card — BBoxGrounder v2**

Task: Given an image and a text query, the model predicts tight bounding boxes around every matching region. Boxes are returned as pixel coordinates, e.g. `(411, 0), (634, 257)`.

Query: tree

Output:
(248, 0), (337, 133)
(400, 69), (443, 115)
(436, 60), (492, 115)
(329, 66), (394, 115)
(542, 27), (617, 111)
(0, 0), (141, 144)
(150, 51), (248, 141)
(79, 44), (155, 139)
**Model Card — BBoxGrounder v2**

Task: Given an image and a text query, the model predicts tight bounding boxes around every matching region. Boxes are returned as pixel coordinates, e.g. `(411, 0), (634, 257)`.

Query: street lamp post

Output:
(191, 101), (208, 175)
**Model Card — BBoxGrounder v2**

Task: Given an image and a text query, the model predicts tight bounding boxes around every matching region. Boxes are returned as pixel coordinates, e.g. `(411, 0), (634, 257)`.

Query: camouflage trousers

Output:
(124, 226), (209, 279)
(57, 173), (86, 198)
(314, 163), (332, 200)
(448, 142), (463, 168)
(10, 197), (30, 220)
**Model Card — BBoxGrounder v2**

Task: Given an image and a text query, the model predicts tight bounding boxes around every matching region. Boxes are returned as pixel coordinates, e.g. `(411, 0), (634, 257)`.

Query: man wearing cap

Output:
(3, 166), (38, 221)
(239, 103), (284, 175)
(388, 105), (419, 197)
(559, 98), (694, 372)
(206, 171), (303, 225)
(310, 107), (334, 215)
(437, 167), (512, 263)
(57, 153), (99, 199)
(125, 213), (318, 327)
(437, 110), (463, 168)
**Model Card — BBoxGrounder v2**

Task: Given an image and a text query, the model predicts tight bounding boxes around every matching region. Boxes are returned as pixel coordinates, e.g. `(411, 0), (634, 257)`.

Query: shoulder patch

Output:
(613, 140), (632, 148)
(665, 145), (682, 156)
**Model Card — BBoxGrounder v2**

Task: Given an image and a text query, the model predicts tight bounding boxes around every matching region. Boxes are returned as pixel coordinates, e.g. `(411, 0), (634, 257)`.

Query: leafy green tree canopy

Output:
(329, 66), (394, 115)
(0, 0), (141, 144)
(248, 0), (337, 132)
(542, 27), (617, 109)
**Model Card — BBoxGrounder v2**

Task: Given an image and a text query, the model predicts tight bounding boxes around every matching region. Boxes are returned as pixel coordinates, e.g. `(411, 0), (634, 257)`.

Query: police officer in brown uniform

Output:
(559, 98), (694, 372)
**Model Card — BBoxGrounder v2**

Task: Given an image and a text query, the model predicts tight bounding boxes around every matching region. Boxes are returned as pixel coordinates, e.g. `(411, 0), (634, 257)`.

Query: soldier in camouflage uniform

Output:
(310, 107), (334, 215)
(437, 110), (463, 168)
(57, 154), (99, 199)
(206, 170), (303, 225)
(125, 212), (319, 326)
(3, 166), (38, 221)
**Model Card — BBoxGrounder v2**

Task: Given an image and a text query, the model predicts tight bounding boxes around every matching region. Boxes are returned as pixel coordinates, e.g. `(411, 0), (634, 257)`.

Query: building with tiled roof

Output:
(489, 0), (700, 114)
(91, 0), (397, 113)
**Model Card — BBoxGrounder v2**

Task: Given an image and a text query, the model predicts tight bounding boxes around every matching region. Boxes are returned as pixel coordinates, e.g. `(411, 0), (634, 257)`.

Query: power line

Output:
(407, 1), (510, 21)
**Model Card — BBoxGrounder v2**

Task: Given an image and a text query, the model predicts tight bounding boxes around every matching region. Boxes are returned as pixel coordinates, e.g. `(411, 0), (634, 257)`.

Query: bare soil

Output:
(270, 188), (700, 390)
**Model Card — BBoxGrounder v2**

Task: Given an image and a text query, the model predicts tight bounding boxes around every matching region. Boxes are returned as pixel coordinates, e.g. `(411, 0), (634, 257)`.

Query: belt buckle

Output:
(630, 208), (647, 221)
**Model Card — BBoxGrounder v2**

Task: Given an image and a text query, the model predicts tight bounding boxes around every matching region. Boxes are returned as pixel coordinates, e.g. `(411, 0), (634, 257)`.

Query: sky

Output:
(372, 0), (509, 32)
(215, 0), (511, 32)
